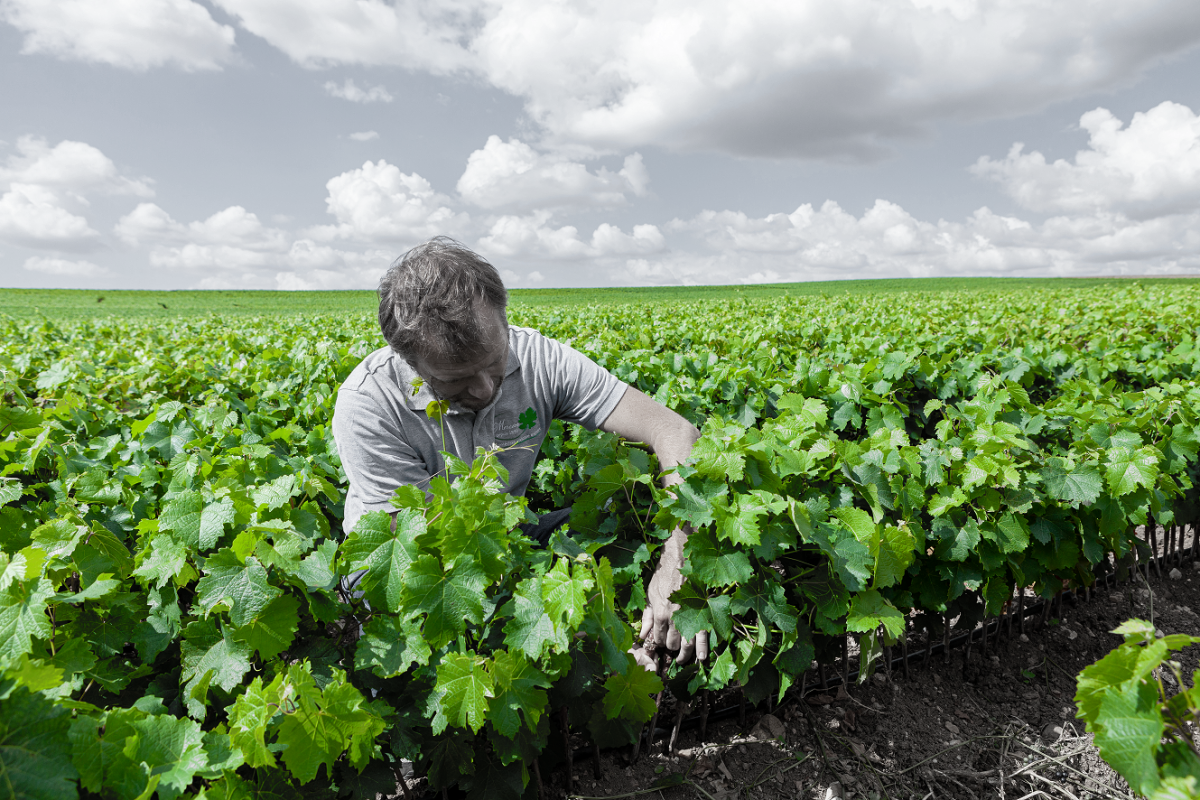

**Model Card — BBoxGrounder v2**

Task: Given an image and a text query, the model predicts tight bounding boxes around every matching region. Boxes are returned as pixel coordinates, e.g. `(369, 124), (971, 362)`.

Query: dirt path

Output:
(544, 561), (1200, 800)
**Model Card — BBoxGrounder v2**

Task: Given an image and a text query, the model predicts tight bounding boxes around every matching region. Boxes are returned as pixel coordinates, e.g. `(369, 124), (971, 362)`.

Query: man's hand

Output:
(600, 387), (709, 669)
(637, 528), (709, 667)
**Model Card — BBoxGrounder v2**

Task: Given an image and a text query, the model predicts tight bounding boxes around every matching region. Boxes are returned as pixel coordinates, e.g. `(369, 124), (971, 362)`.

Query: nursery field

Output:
(1, 282), (1199, 799)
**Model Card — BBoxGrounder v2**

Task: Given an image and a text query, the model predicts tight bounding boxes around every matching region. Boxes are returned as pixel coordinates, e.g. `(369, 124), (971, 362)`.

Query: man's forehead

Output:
(420, 324), (509, 378)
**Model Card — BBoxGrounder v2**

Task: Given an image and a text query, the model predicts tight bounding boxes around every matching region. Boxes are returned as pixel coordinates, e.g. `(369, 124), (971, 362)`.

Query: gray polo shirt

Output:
(332, 325), (629, 536)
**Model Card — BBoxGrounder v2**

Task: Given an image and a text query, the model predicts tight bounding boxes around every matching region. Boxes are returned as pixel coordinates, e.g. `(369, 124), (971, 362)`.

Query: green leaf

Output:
(74, 466), (121, 505)
(501, 576), (564, 661)
(354, 615), (431, 679)
(0, 685), (78, 800)
(199, 498), (235, 551)
(124, 714), (208, 796)
(180, 619), (252, 717)
(487, 649), (550, 737)
(681, 527), (754, 587)
(873, 522), (916, 589)
(252, 475), (298, 511)
(226, 677), (278, 768)
(1043, 459), (1102, 507)
(994, 512), (1031, 555)
(195, 551), (281, 627)
(0, 577), (55, 659)
(432, 651), (495, 735)
(1093, 682), (1163, 795)
(400, 555), (487, 649)
(158, 491), (204, 550)
(341, 510), (422, 613)
(275, 667), (381, 784)
(30, 519), (85, 560)
(133, 533), (188, 589)
(232, 594), (300, 660)
(846, 589), (906, 639)
(1105, 447), (1160, 498)
(541, 559), (592, 629)
(602, 655), (663, 722)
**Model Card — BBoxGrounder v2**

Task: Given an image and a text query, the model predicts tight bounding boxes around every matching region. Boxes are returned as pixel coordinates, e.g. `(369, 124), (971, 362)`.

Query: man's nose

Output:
(467, 371), (494, 400)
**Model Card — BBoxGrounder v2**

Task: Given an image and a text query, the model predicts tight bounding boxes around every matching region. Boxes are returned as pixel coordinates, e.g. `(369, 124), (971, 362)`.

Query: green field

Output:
(3, 275), (1199, 318)
(3, 281), (1200, 797)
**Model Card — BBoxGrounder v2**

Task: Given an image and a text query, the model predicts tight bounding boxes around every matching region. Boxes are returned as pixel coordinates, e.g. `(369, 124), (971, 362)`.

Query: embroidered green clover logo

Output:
(518, 407), (537, 430)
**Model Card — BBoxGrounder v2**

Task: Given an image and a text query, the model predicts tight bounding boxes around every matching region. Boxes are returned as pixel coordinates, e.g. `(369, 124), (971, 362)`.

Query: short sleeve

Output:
(532, 332), (628, 430)
(332, 386), (432, 536)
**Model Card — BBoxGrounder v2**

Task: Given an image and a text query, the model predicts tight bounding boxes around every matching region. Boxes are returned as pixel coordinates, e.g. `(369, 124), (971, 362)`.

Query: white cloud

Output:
(477, 212), (664, 262)
(1, 0), (235, 71)
(115, 203), (287, 251)
(209, 0), (477, 72)
(457, 136), (648, 211)
(470, 0), (1200, 158)
(324, 79), (393, 103)
(311, 159), (469, 243)
(23, 256), (107, 276)
(972, 101), (1200, 217)
(1, 137), (154, 197)
(648, 197), (1200, 285)
(349, 131), (380, 141)
(0, 184), (98, 248)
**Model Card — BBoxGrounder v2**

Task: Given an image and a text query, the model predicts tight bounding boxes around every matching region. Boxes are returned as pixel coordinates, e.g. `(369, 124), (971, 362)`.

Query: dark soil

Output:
(542, 532), (1200, 800)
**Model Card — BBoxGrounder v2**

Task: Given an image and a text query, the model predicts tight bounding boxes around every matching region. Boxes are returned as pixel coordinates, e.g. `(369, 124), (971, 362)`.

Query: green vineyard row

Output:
(1, 284), (1199, 799)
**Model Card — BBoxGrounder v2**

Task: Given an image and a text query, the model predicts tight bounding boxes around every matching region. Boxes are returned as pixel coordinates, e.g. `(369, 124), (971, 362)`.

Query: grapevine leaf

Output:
(1092, 682), (1163, 796)
(226, 677), (278, 768)
(133, 533), (188, 589)
(501, 576), (563, 660)
(400, 555), (487, 649)
(681, 527), (754, 587)
(874, 523), (916, 589)
(601, 654), (662, 722)
(1105, 447), (1159, 498)
(487, 649), (551, 738)
(542, 559), (592, 629)
(688, 435), (745, 482)
(432, 651), (494, 735)
(994, 512), (1031, 555)
(199, 498), (235, 551)
(82, 527), (134, 579)
(846, 589), (906, 639)
(0, 684), (78, 800)
(252, 475), (298, 511)
(341, 509), (423, 613)
(158, 491), (204, 550)
(354, 615), (431, 679)
(0, 577), (55, 659)
(180, 619), (252, 715)
(296, 539), (339, 591)
(232, 594), (300, 660)
(125, 715), (208, 796)
(195, 552), (281, 627)
(1043, 459), (1102, 507)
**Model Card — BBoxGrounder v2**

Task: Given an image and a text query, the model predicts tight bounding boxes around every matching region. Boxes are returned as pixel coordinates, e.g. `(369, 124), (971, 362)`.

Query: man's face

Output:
(414, 309), (509, 412)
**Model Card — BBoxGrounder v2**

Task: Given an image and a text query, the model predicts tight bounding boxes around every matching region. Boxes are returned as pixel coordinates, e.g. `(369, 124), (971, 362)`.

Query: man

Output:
(332, 236), (707, 665)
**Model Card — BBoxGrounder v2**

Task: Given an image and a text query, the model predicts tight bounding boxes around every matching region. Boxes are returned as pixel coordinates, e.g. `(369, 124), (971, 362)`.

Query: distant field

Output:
(2, 276), (1199, 318)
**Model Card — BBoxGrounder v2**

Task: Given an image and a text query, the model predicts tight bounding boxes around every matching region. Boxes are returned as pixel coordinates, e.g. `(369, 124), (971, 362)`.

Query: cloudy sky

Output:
(2, 0), (1200, 290)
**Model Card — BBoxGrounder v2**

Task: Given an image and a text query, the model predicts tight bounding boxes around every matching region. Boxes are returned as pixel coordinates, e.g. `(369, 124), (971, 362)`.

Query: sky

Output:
(2, 1), (1200, 290)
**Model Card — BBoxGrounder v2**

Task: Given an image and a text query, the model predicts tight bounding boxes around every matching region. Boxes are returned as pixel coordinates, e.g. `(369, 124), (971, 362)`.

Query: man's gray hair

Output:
(378, 236), (509, 366)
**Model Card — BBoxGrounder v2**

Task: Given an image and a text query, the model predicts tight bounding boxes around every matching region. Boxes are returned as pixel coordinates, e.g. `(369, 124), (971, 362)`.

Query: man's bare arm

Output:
(599, 387), (707, 664)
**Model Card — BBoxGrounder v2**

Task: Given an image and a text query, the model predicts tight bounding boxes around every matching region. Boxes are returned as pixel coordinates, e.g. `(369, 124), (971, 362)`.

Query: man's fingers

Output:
(695, 630), (710, 662)
(639, 605), (654, 643)
(676, 638), (695, 666)
(665, 624), (682, 652)
(631, 647), (656, 672)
